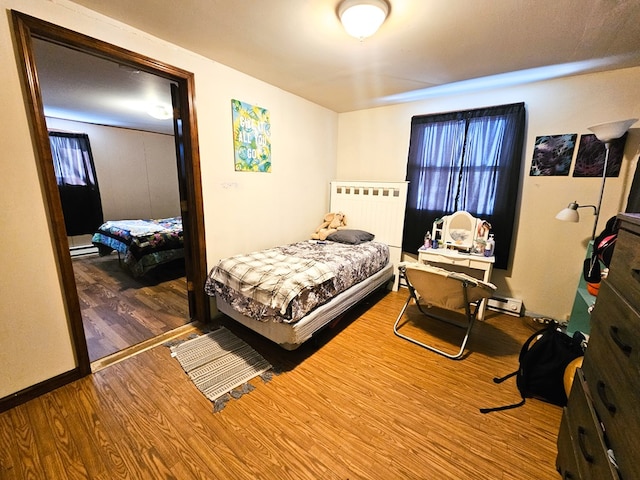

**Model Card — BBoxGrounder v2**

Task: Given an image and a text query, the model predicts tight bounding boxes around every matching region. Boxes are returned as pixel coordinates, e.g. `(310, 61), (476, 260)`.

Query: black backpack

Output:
(480, 324), (584, 413)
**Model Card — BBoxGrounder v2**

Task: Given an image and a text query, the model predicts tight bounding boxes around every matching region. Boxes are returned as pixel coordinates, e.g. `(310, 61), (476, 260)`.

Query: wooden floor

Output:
(0, 289), (563, 479)
(72, 253), (189, 362)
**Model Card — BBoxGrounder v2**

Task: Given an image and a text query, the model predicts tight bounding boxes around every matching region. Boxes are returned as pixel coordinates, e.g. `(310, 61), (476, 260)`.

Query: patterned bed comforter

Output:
(205, 240), (389, 324)
(92, 216), (184, 276)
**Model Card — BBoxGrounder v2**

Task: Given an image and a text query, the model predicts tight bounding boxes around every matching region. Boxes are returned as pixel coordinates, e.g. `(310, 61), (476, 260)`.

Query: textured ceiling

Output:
(34, 39), (175, 135)
(36, 1), (640, 132)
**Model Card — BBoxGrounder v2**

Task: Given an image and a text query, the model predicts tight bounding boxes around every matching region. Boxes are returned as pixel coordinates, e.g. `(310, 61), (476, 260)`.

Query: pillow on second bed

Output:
(326, 229), (375, 245)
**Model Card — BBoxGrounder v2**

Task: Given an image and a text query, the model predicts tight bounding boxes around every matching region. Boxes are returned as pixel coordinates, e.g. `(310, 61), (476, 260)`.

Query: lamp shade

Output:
(555, 202), (580, 222)
(588, 118), (637, 143)
(338, 0), (389, 39)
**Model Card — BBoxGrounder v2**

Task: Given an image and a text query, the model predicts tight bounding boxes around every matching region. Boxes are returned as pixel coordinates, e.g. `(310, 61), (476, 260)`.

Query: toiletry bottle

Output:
(423, 231), (432, 249)
(484, 234), (495, 257)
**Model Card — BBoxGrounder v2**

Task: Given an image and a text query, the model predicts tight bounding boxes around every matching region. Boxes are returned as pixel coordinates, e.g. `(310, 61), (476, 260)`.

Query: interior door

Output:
(171, 82), (197, 317)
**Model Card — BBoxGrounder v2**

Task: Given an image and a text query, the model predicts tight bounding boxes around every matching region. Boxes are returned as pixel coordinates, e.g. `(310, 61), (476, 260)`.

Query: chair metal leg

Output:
(393, 291), (478, 360)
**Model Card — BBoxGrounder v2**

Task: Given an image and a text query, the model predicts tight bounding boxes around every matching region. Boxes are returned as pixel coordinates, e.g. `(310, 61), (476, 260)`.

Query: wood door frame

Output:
(7, 11), (208, 404)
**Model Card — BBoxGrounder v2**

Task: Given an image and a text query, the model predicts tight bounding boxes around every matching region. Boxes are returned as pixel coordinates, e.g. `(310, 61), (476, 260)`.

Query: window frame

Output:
(402, 103), (526, 269)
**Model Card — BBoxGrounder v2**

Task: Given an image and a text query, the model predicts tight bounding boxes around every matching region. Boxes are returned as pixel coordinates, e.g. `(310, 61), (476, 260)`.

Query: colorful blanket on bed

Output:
(206, 240), (389, 323)
(91, 216), (184, 276)
(92, 217), (183, 255)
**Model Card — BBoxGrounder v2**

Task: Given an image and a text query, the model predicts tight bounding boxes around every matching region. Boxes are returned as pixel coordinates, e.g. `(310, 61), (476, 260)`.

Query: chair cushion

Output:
(400, 262), (496, 310)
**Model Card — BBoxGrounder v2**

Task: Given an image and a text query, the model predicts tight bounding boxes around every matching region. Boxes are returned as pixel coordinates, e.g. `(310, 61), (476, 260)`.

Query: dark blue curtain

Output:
(49, 132), (104, 236)
(402, 102), (525, 269)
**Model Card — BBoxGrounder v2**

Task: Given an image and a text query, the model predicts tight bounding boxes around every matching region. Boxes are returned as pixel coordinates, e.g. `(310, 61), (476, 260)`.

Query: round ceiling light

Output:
(147, 104), (173, 120)
(338, 0), (389, 40)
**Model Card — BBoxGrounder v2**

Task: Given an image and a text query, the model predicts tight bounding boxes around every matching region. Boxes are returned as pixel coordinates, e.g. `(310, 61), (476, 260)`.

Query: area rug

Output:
(170, 327), (272, 412)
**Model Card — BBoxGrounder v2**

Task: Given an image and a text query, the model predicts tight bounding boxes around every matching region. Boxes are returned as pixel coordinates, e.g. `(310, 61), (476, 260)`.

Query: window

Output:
(402, 103), (525, 269)
(49, 132), (104, 236)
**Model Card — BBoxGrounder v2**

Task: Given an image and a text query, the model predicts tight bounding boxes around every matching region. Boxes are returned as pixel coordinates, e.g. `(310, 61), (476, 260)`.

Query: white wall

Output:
(46, 118), (180, 221)
(337, 67), (640, 320)
(0, 0), (337, 398)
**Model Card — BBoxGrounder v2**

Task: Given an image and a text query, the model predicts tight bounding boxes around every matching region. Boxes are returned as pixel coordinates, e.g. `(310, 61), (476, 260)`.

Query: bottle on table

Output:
(423, 231), (432, 249)
(484, 234), (495, 257)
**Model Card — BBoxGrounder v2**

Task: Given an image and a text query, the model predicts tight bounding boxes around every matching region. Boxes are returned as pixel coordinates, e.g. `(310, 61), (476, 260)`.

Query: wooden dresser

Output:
(557, 213), (640, 480)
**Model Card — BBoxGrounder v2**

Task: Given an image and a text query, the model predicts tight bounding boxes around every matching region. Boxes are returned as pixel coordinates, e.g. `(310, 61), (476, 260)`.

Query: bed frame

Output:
(215, 180), (408, 349)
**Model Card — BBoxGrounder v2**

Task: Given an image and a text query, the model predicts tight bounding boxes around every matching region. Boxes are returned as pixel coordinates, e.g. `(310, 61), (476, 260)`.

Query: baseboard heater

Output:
(70, 245), (98, 257)
(487, 296), (523, 317)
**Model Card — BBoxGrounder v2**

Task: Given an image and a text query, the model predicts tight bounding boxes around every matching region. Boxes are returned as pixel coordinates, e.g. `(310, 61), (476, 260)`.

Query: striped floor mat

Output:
(170, 327), (272, 404)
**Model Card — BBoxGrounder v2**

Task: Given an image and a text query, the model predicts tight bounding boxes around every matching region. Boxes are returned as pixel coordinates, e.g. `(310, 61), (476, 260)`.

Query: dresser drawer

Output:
(565, 370), (619, 480)
(587, 282), (640, 377)
(419, 252), (473, 267)
(607, 228), (640, 308)
(557, 411), (583, 479)
(582, 283), (640, 480)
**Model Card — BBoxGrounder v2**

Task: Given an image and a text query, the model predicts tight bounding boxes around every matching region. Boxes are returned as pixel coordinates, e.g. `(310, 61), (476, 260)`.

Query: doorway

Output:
(33, 38), (191, 363)
(12, 11), (209, 375)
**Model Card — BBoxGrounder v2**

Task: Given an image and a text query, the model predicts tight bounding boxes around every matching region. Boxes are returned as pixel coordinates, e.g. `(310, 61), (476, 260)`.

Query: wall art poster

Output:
(529, 134), (576, 176)
(231, 99), (271, 172)
(573, 133), (627, 177)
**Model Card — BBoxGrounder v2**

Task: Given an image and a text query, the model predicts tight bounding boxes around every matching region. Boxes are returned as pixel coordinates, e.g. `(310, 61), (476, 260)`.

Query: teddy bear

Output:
(311, 212), (347, 240)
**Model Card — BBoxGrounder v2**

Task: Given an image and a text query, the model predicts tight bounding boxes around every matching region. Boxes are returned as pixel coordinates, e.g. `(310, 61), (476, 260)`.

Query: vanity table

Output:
(417, 210), (495, 319)
(418, 247), (495, 319)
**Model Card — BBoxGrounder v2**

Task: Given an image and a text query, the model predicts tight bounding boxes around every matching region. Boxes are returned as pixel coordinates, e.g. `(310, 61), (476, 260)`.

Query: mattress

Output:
(205, 240), (390, 324)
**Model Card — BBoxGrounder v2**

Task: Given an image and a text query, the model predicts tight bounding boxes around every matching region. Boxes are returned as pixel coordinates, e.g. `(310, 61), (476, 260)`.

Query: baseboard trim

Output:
(0, 323), (206, 413)
(0, 368), (84, 413)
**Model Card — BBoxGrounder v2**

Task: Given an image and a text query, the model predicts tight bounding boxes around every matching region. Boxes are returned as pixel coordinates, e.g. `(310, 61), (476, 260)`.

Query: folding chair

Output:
(393, 262), (496, 359)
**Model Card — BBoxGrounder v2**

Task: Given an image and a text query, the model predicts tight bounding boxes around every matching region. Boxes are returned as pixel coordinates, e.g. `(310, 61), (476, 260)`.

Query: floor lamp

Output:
(556, 118), (637, 240)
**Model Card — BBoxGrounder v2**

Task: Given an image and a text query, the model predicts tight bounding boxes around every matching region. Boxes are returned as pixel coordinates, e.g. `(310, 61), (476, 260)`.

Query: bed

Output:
(205, 181), (408, 349)
(91, 216), (184, 277)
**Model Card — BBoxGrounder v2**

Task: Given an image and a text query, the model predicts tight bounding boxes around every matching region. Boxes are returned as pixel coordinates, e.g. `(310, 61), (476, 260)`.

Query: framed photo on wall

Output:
(573, 133), (627, 177)
(529, 134), (577, 176)
(231, 99), (272, 173)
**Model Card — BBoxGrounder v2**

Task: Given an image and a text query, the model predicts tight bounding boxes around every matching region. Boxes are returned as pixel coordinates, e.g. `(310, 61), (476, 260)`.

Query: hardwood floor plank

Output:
(0, 409), (20, 479)
(7, 405), (47, 480)
(38, 393), (90, 479)
(24, 399), (72, 480)
(88, 375), (164, 480)
(113, 359), (222, 478)
(53, 385), (110, 477)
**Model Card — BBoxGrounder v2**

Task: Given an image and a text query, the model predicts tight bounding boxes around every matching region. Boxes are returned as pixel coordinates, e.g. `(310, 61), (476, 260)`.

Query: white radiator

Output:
(487, 296), (524, 317)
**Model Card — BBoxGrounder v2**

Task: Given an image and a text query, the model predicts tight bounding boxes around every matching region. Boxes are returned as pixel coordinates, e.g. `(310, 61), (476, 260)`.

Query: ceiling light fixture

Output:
(338, 0), (389, 40)
(147, 104), (172, 120)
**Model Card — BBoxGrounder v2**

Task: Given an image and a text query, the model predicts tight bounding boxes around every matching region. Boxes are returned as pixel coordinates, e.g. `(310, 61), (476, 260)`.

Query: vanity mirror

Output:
(432, 211), (490, 252)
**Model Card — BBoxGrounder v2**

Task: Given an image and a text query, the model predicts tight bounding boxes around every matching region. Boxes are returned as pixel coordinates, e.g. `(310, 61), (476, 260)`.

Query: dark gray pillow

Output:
(326, 229), (375, 245)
